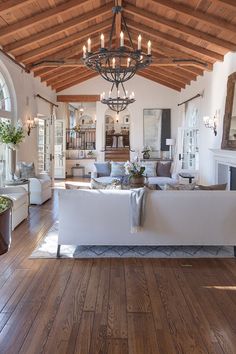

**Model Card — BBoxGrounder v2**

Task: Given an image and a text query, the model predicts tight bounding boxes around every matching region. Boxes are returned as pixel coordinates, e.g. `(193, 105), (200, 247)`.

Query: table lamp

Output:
(166, 138), (175, 159)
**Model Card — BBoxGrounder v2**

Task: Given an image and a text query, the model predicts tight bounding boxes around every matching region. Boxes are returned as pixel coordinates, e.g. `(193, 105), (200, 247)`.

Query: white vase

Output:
(8, 147), (16, 181)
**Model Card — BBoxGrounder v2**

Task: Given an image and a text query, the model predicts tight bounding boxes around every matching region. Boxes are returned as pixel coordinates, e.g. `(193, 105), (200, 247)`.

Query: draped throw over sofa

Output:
(91, 161), (178, 188)
(17, 162), (52, 205)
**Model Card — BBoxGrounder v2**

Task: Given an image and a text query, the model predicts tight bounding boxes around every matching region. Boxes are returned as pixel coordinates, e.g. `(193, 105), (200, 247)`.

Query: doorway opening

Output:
(104, 108), (130, 162)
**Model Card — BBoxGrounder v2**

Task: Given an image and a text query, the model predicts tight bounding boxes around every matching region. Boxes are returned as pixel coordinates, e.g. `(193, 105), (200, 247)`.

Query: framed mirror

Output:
(221, 72), (236, 149)
(143, 108), (171, 151)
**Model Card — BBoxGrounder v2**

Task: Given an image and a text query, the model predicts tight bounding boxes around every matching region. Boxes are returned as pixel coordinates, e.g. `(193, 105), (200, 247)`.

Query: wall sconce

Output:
(203, 111), (218, 136)
(26, 116), (38, 136)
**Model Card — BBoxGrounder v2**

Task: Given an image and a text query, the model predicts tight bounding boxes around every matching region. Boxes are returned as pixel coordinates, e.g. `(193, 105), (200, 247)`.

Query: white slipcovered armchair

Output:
(0, 186), (28, 230)
(17, 162), (52, 205)
(29, 173), (52, 205)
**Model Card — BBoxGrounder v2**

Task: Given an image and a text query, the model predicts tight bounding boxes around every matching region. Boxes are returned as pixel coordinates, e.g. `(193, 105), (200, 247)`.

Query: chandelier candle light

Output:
(82, 4), (152, 85)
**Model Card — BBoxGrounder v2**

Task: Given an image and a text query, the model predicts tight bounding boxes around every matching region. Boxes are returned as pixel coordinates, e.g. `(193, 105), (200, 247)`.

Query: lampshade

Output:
(166, 138), (175, 146)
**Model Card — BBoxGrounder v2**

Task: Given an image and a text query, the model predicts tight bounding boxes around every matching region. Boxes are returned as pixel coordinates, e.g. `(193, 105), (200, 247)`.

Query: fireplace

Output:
(210, 149), (236, 190)
(230, 167), (236, 190)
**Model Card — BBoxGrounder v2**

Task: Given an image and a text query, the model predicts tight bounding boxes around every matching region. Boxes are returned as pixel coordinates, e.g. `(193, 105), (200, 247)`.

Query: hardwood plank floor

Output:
(0, 192), (236, 353)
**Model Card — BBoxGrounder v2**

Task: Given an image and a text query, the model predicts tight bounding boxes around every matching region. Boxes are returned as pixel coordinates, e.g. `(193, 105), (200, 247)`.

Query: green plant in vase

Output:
(0, 196), (12, 213)
(124, 160), (146, 187)
(0, 121), (25, 180)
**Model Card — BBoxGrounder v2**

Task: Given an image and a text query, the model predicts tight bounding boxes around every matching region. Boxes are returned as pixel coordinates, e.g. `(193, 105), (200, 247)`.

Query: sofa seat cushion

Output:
(39, 178), (51, 189)
(148, 176), (176, 185)
(1, 192), (27, 210)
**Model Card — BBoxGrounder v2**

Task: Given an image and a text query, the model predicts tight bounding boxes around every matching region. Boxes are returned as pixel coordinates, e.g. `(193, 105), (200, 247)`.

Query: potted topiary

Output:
(0, 196), (12, 255)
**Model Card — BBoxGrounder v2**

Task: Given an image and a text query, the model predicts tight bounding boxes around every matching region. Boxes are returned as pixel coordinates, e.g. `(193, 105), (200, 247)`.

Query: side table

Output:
(4, 179), (30, 211)
(179, 172), (195, 184)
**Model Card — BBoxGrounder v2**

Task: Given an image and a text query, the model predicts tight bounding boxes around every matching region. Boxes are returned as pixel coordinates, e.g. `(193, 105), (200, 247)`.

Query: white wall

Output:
(0, 53), (56, 170)
(178, 52), (236, 184)
(58, 75), (180, 161)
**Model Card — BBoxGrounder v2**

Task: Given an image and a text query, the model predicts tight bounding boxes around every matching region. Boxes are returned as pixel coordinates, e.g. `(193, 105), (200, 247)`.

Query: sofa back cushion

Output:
(142, 161), (157, 177)
(164, 183), (196, 191)
(19, 162), (36, 178)
(197, 183), (227, 190)
(110, 162), (126, 177)
(91, 178), (122, 190)
(94, 162), (111, 177)
(156, 162), (171, 177)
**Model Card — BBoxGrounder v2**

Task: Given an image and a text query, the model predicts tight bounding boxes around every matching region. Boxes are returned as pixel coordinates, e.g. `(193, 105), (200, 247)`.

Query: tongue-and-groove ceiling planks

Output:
(0, 0), (235, 92)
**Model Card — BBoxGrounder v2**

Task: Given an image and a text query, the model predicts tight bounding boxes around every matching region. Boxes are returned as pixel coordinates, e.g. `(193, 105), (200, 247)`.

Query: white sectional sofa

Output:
(0, 186), (28, 230)
(57, 189), (236, 256)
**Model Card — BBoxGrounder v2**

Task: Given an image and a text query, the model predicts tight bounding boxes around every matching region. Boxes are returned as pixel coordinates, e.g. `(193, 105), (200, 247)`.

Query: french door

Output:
(54, 119), (66, 179)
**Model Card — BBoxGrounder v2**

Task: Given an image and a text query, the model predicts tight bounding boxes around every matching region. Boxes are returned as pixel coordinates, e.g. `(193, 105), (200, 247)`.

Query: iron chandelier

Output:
(82, 3), (152, 85)
(100, 82), (135, 113)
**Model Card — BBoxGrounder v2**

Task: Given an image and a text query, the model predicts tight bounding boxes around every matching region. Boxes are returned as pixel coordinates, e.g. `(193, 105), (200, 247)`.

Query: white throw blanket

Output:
(130, 187), (147, 233)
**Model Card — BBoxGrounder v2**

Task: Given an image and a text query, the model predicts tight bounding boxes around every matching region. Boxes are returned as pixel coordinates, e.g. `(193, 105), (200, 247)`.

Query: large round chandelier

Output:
(82, 3), (152, 85)
(100, 82), (135, 113)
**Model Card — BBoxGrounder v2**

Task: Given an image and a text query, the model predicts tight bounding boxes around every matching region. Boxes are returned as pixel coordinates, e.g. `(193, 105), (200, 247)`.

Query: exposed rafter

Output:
(151, 0), (236, 34)
(55, 72), (99, 92)
(4, 3), (112, 54)
(16, 20), (111, 64)
(0, 0), (33, 13)
(125, 4), (236, 52)
(128, 20), (223, 62)
(0, 0), (92, 40)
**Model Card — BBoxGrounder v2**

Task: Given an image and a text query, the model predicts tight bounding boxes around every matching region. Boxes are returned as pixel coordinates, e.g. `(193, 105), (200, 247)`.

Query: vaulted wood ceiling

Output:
(0, 0), (235, 92)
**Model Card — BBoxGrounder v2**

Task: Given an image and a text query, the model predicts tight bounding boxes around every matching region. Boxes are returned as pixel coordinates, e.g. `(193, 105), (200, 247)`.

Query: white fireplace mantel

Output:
(210, 149), (236, 186)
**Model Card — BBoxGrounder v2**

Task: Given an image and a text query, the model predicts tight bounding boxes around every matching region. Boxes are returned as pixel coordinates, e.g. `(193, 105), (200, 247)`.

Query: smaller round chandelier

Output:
(82, 3), (152, 85)
(100, 82), (135, 113)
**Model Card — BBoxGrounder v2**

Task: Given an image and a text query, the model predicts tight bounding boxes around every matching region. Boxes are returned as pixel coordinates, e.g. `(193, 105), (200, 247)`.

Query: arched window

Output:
(0, 65), (16, 184)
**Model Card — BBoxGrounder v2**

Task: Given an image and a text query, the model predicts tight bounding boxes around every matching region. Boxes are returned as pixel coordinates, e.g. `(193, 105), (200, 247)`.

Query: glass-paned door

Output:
(38, 118), (51, 174)
(54, 120), (65, 179)
(182, 128), (199, 170)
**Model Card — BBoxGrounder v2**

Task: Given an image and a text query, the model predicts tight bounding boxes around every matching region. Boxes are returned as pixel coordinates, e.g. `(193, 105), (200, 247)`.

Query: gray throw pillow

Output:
(94, 162), (111, 177)
(20, 162), (36, 178)
(156, 162), (171, 177)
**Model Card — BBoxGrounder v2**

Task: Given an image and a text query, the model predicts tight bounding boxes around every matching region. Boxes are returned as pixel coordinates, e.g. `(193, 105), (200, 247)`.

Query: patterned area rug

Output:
(30, 222), (234, 259)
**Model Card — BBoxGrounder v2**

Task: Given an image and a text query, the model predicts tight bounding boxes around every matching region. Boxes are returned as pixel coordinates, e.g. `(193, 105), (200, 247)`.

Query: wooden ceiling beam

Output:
(55, 73), (99, 92)
(125, 4), (236, 52)
(57, 95), (100, 102)
(181, 66), (204, 76)
(0, 0), (92, 40)
(138, 72), (181, 91)
(146, 67), (190, 85)
(17, 20), (111, 64)
(144, 68), (186, 88)
(43, 67), (84, 83)
(160, 66), (197, 82)
(0, 0), (33, 13)
(47, 67), (88, 86)
(52, 69), (95, 90)
(116, 0), (122, 47)
(5, 3), (112, 54)
(128, 20), (223, 62)
(151, 0), (236, 34)
(213, 0), (236, 8)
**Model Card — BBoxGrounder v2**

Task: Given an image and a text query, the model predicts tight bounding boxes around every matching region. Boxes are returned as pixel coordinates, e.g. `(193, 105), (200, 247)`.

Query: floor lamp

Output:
(166, 139), (175, 160)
